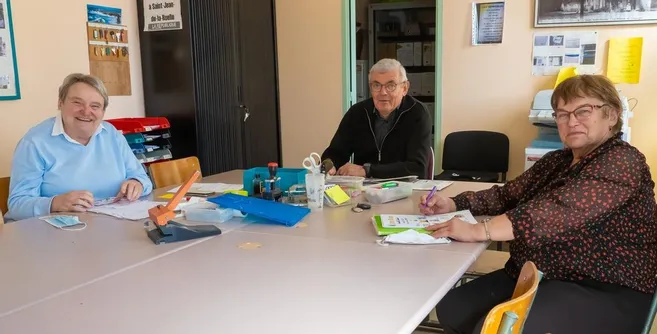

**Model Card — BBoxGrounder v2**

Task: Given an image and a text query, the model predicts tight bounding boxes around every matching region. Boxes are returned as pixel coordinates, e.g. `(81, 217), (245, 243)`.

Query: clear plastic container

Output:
(325, 175), (364, 198)
(184, 208), (235, 223)
(364, 181), (413, 204)
(183, 202), (237, 224)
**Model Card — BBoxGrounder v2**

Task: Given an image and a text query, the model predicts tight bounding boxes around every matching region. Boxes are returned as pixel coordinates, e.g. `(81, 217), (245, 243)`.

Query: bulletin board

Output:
(86, 22), (131, 96)
(0, 0), (20, 100)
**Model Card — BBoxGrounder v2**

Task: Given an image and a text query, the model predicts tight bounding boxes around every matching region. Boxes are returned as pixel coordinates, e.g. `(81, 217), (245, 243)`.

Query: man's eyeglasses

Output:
(369, 81), (406, 93)
(552, 104), (607, 124)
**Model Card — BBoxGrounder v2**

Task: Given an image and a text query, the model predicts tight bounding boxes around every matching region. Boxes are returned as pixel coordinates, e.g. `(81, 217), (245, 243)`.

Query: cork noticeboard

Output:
(86, 22), (131, 96)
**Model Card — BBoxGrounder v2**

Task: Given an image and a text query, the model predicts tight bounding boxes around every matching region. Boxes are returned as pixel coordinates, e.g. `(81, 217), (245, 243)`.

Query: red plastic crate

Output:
(106, 117), (171, 134)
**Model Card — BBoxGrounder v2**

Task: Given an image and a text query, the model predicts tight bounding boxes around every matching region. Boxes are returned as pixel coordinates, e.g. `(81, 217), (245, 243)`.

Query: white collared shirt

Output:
(51, 114), (105, 145)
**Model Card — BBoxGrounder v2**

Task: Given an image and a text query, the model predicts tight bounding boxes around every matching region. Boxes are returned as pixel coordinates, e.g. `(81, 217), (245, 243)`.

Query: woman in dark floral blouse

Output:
(420, 75), (656, 334)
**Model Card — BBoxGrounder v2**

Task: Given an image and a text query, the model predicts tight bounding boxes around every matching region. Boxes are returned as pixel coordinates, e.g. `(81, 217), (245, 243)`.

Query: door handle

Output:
(239, 104), (250, 122)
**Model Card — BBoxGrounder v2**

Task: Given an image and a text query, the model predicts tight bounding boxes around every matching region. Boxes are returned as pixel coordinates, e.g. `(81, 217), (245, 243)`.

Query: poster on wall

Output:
(472, 1), (505, 45)
(534, 0), (657, 27)
(532, 31), (597, 76)
(87, 4), (122, 25)
(0, 0), (20, 100)
(143, 0), (183, 32)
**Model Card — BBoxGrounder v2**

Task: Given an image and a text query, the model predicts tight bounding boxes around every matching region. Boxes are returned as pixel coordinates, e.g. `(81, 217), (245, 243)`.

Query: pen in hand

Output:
(423, 185), (438, 208)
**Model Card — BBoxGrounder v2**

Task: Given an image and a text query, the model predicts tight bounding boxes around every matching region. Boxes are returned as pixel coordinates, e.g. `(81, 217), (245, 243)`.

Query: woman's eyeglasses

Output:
(552, 104), (607, 124)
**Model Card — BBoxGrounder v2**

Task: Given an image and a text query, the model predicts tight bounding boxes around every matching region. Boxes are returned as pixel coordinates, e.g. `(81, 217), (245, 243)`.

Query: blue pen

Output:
(423, 185), (438, 208)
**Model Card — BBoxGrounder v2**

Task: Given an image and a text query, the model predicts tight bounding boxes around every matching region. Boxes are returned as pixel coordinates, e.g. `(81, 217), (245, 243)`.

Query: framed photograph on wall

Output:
(535, 0), (657, 27)
(0, 0), (20, 100)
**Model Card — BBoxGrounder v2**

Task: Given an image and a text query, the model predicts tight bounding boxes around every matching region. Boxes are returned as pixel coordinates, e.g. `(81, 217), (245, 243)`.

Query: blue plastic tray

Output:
(209, 193), (310, 227)
(243, 167), (307, 195)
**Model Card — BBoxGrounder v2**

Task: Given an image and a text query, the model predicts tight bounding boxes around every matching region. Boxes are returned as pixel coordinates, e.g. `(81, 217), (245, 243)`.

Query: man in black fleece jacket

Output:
(321, 58), (432, 179)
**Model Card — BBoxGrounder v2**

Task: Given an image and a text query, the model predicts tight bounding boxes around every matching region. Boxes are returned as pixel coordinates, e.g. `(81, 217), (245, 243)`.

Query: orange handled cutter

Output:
(146, 170), (222, 244)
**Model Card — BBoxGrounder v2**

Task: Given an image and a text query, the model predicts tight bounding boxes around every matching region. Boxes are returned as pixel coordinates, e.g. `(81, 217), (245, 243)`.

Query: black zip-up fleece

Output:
(321, 95), (432, 179)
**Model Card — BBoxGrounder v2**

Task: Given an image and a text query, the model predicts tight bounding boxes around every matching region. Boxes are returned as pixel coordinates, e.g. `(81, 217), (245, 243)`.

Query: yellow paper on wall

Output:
(607, 37), (643, 84)
(554, 67), (577, 88)
(324, 185), (350, 205)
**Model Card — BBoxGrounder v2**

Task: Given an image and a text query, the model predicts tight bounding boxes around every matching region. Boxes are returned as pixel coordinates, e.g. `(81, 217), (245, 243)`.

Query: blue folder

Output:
(209, 193), (311, 227)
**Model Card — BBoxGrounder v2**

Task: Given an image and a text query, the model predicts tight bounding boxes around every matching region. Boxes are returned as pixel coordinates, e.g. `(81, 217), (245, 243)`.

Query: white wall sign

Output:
(143, 0), (183, 32)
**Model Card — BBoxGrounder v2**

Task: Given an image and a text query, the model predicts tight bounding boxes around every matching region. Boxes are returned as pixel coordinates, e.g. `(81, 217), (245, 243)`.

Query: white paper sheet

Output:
(167, 183), (243, 194)
(380, 210), (478, 229)
(412, 180), (453, 191)
(380, 229), (451, 245)
(87, 200), (162, 220)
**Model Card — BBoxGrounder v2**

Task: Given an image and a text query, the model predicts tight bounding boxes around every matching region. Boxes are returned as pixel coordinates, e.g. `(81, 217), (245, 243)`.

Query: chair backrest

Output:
(427, 147), (435, 180)
(480, 261), (543, 334)
(442, 131), (510, 175)
(149, 157), (201, 189)
(0, 176), (9, 221)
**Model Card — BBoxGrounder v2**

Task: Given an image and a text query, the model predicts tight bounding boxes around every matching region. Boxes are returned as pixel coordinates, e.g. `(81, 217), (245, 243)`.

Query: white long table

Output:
(0, 170), (497, 333)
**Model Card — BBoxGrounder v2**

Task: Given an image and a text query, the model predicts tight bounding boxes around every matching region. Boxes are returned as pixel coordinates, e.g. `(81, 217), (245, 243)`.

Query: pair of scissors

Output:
(302, 152), (322, 174)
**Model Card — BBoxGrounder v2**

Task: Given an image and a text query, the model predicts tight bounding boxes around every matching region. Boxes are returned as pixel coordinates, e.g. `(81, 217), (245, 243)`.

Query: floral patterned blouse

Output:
(452, 133), (657, 294)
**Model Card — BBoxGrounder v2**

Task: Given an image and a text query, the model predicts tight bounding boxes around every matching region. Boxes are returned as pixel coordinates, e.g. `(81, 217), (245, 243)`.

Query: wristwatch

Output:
(363, 163), (371, 177)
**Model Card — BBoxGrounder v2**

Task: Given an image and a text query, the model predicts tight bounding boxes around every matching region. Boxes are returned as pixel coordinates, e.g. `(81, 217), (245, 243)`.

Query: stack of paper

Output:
(87, 200), (161, 220)
(411, 180), (454, 191)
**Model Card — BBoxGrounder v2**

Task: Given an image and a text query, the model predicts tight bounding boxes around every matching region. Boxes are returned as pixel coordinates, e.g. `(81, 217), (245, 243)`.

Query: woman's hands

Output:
(418, 193), (457, 215)
(115, 179), (143, 202)
(51, 190), (94, 213)
(418, 193), (487, 242)
(425, 218), (487, 242)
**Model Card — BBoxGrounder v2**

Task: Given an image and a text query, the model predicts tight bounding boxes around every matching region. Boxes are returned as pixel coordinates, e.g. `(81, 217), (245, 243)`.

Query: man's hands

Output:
(51, 191), (94, 213)
(335, 163), (366, 177)
(115, 179), (143, 202)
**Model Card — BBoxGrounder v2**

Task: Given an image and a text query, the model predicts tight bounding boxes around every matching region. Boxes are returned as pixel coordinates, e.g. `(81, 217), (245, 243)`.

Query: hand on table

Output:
(115, 179), (143, 202)
(336, 163), (366, 177)
(418, 194), (456, 215)
(425, 217), (486, 242)
(51, 190), (94, 213)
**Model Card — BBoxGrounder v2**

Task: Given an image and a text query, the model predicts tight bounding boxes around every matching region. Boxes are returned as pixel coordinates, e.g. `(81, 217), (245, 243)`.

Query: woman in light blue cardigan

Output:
(5, 73), (153, 221)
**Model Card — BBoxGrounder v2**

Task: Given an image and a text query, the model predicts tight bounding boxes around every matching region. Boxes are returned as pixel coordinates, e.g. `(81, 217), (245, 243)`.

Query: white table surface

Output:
(0, 230), (475, 334)
(0, 170), (500, 333)
(0, 213), (208, 317)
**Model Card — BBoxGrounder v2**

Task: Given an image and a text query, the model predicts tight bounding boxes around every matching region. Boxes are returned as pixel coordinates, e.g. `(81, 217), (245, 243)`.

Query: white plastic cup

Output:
(305, 173), (325, 210)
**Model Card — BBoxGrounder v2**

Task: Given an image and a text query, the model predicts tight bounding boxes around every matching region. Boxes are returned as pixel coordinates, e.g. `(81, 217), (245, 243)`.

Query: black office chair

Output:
(435, 130), (510, 183)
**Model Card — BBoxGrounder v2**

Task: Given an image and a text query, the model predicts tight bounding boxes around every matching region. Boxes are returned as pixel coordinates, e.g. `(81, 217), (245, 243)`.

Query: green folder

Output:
(371, 215), (432, 236)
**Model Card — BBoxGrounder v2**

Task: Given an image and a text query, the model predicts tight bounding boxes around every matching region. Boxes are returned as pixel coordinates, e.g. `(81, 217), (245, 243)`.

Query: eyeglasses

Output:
(552, 104), (607, 124)
(369, 81), (406, 93)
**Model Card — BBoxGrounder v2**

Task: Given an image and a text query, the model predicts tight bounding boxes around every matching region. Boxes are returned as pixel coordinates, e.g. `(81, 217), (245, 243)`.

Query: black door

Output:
(235, 0), (282, 168)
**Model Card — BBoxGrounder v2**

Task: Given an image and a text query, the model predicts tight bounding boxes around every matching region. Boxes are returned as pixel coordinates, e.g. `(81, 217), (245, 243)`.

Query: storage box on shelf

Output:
(106, 117), (173, 179)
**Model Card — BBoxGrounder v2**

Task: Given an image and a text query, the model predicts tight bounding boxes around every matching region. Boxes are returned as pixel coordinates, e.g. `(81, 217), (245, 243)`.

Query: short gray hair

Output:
(58, 73), (109, 110)
(369, 58), (408, 81)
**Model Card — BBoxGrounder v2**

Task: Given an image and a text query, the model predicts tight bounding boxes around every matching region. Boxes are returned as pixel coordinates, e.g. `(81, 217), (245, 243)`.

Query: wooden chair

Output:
(0, 176), (9, 224)
(480, 261), (543, 334)
(149, 157), (201, 189)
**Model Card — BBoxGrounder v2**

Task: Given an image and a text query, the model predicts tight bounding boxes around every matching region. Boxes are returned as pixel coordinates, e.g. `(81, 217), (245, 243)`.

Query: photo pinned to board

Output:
(532, 31), (597, 76)
(87, 4), (122, 25)
(0, 2), (5, 29)
(0, 75), (9, 89)
(0, 36), (6, 56)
